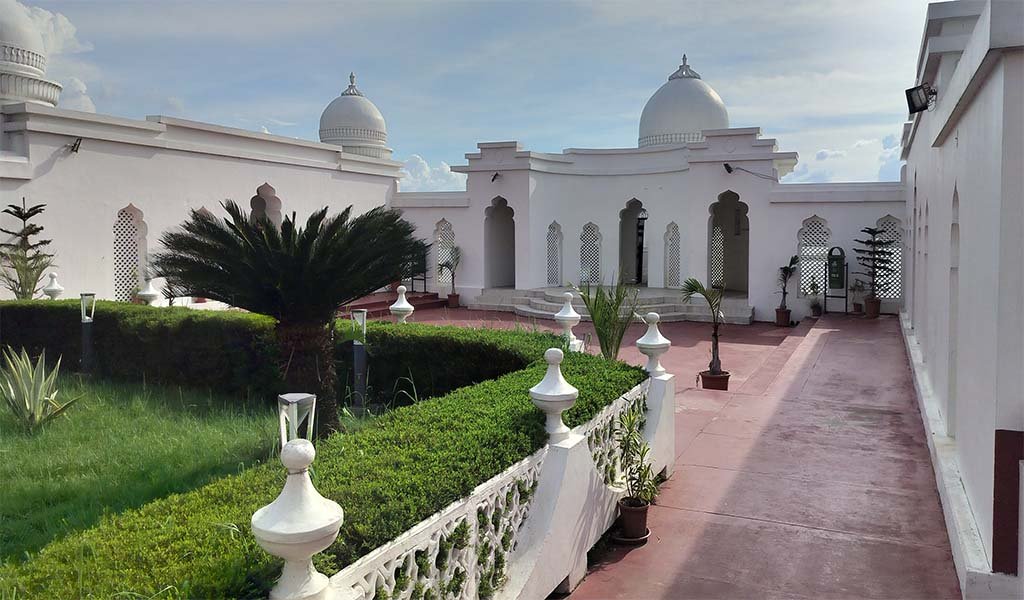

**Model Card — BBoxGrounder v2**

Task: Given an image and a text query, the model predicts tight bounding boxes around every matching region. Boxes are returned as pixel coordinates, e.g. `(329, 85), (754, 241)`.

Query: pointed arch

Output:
(580, 222), (602, 285)
(618, 198), (648, 285)
(250, 182), (282, 227)
(113, 204), (148, 302)
(877, 214), (903, 299)
(664, 221), (681, 288)
(708, 190), (747, 291)
(484, 197), (515, 288)
(434, 218), (455, 286)
(546, 221), (563, 286)
(797, 215), (830, 294)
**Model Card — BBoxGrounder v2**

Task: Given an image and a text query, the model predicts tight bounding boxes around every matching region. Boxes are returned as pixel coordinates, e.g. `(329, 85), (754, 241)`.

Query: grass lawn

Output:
(0, 375), (280, 564)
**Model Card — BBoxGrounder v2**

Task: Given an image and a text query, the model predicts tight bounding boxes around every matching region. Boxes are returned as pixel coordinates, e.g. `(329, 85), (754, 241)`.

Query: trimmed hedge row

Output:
(0, 300), (281, 399)
(1, 327), (645, 598)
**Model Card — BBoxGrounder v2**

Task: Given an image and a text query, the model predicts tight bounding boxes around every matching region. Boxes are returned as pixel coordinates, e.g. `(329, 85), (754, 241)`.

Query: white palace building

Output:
(1, 0), (1023, 595)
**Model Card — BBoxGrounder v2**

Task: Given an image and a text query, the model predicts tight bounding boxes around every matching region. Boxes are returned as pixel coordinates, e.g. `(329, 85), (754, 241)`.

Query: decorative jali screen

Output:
(709, 224), (725, 288)
(664, 222), (681, 288)
(799, 217), (830, 294)
(435, 219), (455, 285)
(580, 223), (601, 284)
(113, 206), (146, 302)
(547, 222), (562, 286)
(877, 216), (903, 299)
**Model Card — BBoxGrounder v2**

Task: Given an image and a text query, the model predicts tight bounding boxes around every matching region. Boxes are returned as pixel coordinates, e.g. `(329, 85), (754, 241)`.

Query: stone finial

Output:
(553, 292), (584, 352)
(529, 348), (579, 442)
(389, 285), (414, 323)
(252, 439), (343, 600)
(42, 272), (63, 300)
(136, 279), (160, 306)
(636, 312), (671, 375)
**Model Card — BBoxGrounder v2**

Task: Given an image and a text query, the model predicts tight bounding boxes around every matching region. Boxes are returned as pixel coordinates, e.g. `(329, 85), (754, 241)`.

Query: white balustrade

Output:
(42, 272), (63, 300)
(552, 292), (584, 352)
(389, 285), (414, 323)
(528, 348), (579, 443)
(136, 279), (160, 305)
(635, 312), (671, 375)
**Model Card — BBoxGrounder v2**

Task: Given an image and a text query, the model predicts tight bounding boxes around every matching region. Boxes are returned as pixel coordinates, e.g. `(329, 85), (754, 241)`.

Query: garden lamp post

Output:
(277, 392), (317, 447)
(80, 293), (96, 374)
(351, 310), (368, 415)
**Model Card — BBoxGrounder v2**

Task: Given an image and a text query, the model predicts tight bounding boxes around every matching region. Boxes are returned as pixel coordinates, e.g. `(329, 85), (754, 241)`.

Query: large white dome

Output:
(0, 3), (61, 107)
(319, 73), (391, 160)
(638, 56), (728, 147)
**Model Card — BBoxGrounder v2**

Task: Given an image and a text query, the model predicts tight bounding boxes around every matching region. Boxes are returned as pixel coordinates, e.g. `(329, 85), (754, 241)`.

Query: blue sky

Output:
(16, 0), (928, 190)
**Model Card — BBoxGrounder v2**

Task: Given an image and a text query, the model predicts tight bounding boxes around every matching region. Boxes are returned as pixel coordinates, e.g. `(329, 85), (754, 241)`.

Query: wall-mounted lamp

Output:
(905, 83), (937, 114)
(491, 172), (501, 182)
(723, 162), (774, 181)
(67, 137), (83, 153)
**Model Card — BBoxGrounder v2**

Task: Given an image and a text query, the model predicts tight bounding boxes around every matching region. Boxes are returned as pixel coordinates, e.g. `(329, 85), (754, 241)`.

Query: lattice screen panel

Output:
(547, 222), (562, 286)
(113, 208), (144, 302)
(799, 217), (830, 294)
(877, 216), (903, 299)
(709, 224), (725, 288)
(435, 219), (455, 285)
(665, 222), (681, 288)
(580, 223), (601, 284)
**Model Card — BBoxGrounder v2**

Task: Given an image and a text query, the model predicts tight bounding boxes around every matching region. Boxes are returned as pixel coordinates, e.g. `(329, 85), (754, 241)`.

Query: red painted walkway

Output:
(568, 314), (960, 599)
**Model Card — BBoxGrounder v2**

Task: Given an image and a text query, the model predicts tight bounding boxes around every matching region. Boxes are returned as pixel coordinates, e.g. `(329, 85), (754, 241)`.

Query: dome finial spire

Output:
(342, 71), (363, 97)
(669, 53), (701, 80)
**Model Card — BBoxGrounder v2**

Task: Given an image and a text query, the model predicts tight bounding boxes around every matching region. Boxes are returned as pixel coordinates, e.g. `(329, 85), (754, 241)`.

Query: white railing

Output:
(255, 315), (675, 600)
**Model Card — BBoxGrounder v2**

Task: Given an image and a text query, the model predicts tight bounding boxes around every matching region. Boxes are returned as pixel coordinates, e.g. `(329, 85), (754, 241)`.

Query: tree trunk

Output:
(709, 323), (722, 374)
(276, 321), (339, 438)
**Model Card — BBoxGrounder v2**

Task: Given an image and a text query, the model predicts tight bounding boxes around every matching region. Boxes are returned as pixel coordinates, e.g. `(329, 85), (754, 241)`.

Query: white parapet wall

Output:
(325, 358), (676, 600)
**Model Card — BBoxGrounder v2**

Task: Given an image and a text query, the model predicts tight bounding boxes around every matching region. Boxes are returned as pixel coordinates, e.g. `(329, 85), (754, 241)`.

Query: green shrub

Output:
(0, 300), (280, 400)
(0, 330), (644, 599)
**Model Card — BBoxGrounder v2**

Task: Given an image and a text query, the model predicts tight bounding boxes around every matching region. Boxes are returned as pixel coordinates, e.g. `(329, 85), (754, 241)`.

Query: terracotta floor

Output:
(403, 309), (959, 599)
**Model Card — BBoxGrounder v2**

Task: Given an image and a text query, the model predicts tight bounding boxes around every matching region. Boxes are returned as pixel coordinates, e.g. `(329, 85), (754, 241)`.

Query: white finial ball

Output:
(281, 438), (315, 471)
(646, 312), (660, 324)
(544, 347), (564, 365)
(397, 285), (407, 294)
(562, 291), (573, 301)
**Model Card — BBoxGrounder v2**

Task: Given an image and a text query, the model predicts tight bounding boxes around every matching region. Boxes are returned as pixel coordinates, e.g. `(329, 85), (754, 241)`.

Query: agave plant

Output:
(573, 279), (638, 360)
(681, 277), (726, 375)
(153, 201), (427, 436)
(1, 347), (76, 433)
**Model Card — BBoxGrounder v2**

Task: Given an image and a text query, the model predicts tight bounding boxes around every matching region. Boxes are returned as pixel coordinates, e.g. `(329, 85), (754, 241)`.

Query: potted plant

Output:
(681, 277), (730, 390)
(849, 279), (866, 314)
(852, 227), (895, 319)
(438, 246), (462, 308)
(775, 255), (799, 326)
(616, 402), (657, 542)
(808, 276), (823, 317)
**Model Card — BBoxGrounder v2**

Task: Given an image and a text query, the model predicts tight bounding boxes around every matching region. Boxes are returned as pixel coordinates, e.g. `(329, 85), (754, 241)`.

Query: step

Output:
(512, 302), (752, 325)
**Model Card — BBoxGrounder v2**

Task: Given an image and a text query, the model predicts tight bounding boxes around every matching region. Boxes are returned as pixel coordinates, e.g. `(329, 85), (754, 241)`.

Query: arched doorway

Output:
(484, 197), (515, 288)
(707, 190), (749, 293)
(618, 199), (648, 285)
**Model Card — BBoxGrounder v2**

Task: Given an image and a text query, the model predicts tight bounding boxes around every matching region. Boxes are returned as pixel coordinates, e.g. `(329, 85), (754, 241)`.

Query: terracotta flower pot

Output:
(864, 297), (881, 319)
(447, 293), (460, 308)
(775, 308), (791, 327)
(617, 498), (650, 541)
(700, 370), (730, 390)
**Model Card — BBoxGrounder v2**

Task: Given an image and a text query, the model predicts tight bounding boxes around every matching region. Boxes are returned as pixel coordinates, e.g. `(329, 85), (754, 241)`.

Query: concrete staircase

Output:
(469, 287), (754, 324)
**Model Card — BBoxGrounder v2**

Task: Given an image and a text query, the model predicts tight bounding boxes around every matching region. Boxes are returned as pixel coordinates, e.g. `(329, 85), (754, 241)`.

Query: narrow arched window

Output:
(798, 216), (830, 294)
(580, 223), (601, 284)
(546, 221), (563, 286)
(435, 219), (455, 285)
(113, 205), (147, 302)
(877, 215), (903, 299)
(664, 222), (681, 288)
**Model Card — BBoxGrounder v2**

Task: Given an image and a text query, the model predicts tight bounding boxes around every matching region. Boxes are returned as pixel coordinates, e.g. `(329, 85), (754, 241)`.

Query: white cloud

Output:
(163, 96), (185, 115)
(852, 138), (878, 148)
(399, 155), (467, 192)
(815, 149), (846, 161)
(59, 77), (96, 112)
(783, 163), (833, 183)
(23, 3), (93, 56)
(877, 135), (903, 181)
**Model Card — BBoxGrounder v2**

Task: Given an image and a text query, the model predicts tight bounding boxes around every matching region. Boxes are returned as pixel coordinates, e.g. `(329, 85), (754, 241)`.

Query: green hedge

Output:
(0, 324), (645, 599)
(0, 300), (281, 400)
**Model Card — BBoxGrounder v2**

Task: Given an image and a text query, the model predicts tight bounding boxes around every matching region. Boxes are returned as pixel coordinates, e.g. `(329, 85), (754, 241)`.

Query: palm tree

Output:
(681, 277), (725, 375)
(153, 201), (427, 437)
(777, 255), (799, 310)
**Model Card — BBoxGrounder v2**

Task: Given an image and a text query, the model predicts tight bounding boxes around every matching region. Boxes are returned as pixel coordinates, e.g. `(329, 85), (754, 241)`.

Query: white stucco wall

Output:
(0, 105), (399, 300)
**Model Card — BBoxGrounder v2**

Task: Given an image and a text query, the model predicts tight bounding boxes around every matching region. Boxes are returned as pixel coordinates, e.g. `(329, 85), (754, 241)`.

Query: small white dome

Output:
(638, 56), (728, 147)
(319, 73), (391, 160)
(0, 3), (61, 107)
